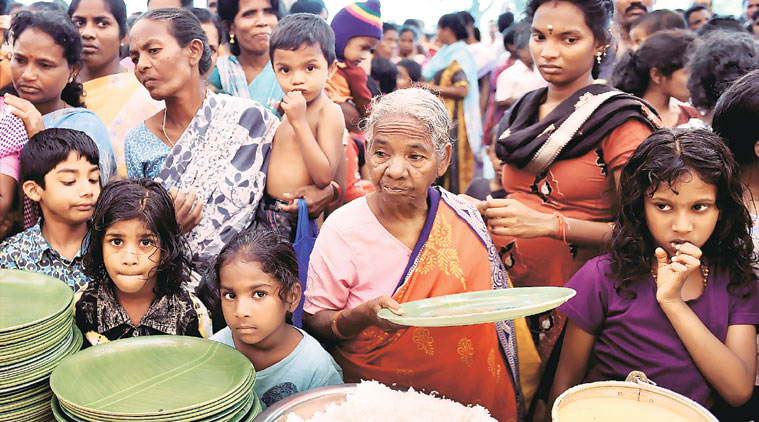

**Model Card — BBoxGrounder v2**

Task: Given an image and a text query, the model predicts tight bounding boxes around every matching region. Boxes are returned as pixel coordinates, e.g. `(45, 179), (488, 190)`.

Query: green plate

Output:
(52, 396), (73, 422)
(58, 388), (255, 422)
(242, 393), (262, 422)
(0, 381), (48, 405)
(51, 336), (255, 417)
(1, 325), (79, 379)
(0, 269), (73, 332)
(0, 305), (73, 346)
(377, 287), (577, 327)
(0, 326), (82, 393)
(0, 389), (52, 413)
(0, 320), (72, 365)
(62, 372), (254, 421)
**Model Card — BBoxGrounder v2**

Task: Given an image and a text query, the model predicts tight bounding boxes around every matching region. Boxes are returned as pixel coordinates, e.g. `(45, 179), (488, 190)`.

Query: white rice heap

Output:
(284, 380), (498, 422)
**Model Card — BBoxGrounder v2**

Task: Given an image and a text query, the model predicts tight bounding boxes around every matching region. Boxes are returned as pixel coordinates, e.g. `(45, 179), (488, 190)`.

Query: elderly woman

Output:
(304, 88), (521, 422)
(124, 8), (337, 270)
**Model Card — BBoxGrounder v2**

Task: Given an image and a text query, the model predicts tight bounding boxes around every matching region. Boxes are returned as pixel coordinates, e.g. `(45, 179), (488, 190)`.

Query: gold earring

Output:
(229, 33), (235, 44)
(68, 77), (74, 83)
(596, 51), (603, 64)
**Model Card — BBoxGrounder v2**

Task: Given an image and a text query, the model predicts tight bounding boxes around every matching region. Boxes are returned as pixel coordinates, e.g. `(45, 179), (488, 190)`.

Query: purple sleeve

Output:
(729, 281), (759, 326)
(559, 257), (610, 335)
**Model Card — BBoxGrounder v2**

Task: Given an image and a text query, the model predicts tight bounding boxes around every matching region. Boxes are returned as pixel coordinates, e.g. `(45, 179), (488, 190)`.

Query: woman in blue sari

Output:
(2, 10), (115, 231)
(421, 13), (481, 194)
(208, 0), (284, 115)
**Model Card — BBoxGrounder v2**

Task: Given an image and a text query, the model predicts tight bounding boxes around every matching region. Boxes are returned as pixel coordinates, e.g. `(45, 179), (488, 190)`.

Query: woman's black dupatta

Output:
(495, 84), (662, 173)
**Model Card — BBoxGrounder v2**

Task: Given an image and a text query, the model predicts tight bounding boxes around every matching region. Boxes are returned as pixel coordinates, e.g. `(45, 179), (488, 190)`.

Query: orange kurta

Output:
(494, 119), (653, 290)
(334, 193), (519, 422)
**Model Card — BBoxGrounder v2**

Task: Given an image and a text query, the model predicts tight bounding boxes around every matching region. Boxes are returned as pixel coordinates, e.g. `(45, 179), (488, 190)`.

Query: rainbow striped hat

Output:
(331, 0), (382, 61)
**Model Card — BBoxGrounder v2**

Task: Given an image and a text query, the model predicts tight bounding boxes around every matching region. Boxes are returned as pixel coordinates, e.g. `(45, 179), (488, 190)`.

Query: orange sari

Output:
(334, 188), (522, 422)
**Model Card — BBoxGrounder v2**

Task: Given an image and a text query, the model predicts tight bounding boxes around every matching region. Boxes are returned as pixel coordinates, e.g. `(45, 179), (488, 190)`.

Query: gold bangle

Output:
(331, 310), (351, 340)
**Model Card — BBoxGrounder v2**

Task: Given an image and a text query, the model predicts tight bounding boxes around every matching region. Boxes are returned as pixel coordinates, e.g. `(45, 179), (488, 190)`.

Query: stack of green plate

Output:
(0, 269), (83, 422)
(49, 336), (262, 422)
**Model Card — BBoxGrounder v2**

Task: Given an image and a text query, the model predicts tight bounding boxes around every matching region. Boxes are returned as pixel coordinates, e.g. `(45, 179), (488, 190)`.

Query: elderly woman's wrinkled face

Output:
(368, 115), (450, 203)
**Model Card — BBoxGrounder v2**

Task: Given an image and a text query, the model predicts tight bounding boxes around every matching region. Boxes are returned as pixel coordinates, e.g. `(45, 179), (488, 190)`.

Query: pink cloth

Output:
(0, 153), (19, 181)
(304, 196), (411, 314)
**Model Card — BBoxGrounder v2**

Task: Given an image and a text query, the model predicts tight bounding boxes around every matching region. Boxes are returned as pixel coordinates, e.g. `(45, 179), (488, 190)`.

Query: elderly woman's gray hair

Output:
(363, 88), (453, 159)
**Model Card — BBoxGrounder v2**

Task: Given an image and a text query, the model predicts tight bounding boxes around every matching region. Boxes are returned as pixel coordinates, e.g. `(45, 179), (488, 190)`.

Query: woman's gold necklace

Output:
(162, 108), (175, 148)
(651, 262), (710, 287)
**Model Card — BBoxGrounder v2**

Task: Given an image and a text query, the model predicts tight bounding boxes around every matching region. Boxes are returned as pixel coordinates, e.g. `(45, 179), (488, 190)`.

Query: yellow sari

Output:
(83, 72), (163, 176)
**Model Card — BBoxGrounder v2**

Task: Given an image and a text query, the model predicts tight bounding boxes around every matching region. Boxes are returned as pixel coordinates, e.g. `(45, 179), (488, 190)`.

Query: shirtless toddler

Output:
(259, 13), (345, 242)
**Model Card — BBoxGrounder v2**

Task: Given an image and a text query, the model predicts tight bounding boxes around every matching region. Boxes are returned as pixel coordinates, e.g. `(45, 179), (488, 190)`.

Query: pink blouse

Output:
(304, 196), (411, 314)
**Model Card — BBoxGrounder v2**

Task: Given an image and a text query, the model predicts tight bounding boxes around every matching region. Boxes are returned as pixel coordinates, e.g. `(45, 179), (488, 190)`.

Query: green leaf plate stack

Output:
(49, 336), (262, 422)
(0, 269), (83, 422)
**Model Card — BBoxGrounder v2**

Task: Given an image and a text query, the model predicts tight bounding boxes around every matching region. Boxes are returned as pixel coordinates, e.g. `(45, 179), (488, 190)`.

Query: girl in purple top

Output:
(548, 128), (759, 418)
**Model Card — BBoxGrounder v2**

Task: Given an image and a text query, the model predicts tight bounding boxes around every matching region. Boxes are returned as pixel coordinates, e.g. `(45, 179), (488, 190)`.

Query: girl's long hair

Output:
(197, 228), (300, 329)
(609, 128), (756, 297)
(83, 179), (191, 297)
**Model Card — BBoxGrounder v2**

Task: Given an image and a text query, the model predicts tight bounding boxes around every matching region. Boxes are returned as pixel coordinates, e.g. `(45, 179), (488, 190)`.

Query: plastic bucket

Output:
(552, 371), (718, 422)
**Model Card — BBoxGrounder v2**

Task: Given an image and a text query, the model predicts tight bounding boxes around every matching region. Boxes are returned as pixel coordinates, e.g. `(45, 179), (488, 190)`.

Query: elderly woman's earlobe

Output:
(437, 143), (453, 177)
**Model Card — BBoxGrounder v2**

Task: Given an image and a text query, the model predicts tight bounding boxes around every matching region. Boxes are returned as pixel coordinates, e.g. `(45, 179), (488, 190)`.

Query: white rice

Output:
(284, 380), (497, 422)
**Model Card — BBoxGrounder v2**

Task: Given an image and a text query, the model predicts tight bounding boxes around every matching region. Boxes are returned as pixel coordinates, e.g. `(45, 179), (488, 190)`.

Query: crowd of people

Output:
(1, 0), (759, 420)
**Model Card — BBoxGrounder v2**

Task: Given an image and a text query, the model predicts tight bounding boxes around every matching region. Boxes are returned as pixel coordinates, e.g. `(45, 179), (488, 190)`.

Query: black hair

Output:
(610, 128), (756, 297)
(612, 30), (695, 98)
(270, 13), (335, 65)
(457, 10), (475, 26)
(289, 0), (325, 16)
(687, 31), (759, 112)
(526, 0), (614, 79)
(473, 27), (481, 41)
(9, 10), (85, 108)
(502, 25), (516, 49)
(382, 22), (398, 34)
(218, 0), (280, 56)
(713, 70), (759, 166)
(84, 179), (192, 298)
(0, 0), (6, 14)
(629, 9), (686, 35)
(28, 1), (65, 12)
(138, 8), (213, 75)
(498, 12), (514, 33)
(397, 58), (421, 82)
(371, 56), (397, 94)
(211, 228), (301, 323)
(402, 18), (422, 29)
(683, 4), (709, 26)
(191, 7), (225, 45)
(68, 0), (128, 38)
(696, 17), (749, 36)
(438, 13), (469, 41)
(146, 0), (194, 8)
(399, 25), (418, 41)
(20, 128), (100, 189)
(127, 12), (141, 30)
(513, 19), (532, 51)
